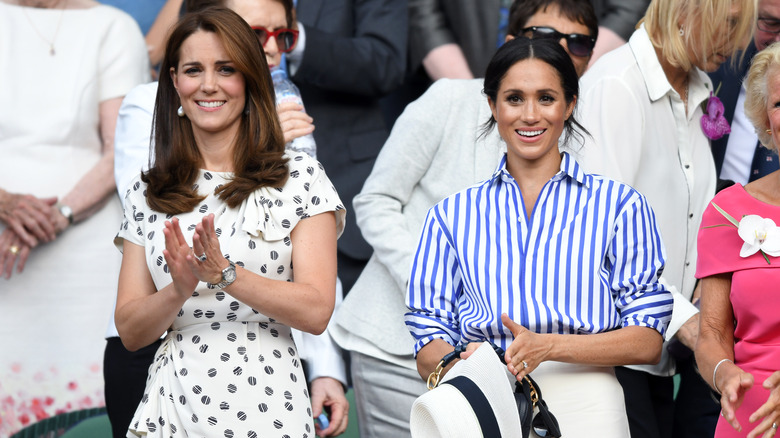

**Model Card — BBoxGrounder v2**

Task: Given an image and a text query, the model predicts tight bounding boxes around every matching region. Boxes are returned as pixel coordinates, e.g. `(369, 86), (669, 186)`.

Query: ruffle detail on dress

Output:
(127, 339), (188, 438)
(236, 186), (303, 241)
(233, 153), (346, 241)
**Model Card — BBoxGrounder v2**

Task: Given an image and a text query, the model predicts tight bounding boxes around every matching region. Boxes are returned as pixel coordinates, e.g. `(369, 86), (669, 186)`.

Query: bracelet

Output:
(713, 358), (733, 394)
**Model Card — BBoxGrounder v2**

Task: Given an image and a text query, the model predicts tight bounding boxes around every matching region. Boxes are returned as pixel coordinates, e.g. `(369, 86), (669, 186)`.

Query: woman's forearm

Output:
(223, 267), (335, 335)
(543, 326), (663, 366)
(59, 150), (115, 224)
(58, 97), (123, 228)
(694, 274), (736, 392)
(115, 281), (188, 351)
(222, 212), (338, 335)
(416, 338), (457, 380)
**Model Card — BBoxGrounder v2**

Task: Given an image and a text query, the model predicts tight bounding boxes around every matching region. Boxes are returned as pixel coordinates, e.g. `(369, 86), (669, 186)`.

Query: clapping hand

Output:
(163, 214), (230, 295)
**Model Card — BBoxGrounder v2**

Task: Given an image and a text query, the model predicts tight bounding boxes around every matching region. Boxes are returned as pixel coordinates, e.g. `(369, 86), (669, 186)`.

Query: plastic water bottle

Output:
(270, 67), (317, 159)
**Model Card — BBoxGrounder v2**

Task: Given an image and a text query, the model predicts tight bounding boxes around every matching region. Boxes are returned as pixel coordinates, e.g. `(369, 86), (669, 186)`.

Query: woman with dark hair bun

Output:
(114, 8), (345, 437)
(406, 37), (673, 436)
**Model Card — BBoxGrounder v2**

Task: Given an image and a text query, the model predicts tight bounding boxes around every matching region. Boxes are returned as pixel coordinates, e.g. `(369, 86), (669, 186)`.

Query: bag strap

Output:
(426, 342), (505, 389)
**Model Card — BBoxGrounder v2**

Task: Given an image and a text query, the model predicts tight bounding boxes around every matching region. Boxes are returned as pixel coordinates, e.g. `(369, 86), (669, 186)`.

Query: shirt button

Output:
(518, 217), (522, 222)
(684, 164), (690, 169)
(686, 261), (691, 266)
(689, 213), (694, 219)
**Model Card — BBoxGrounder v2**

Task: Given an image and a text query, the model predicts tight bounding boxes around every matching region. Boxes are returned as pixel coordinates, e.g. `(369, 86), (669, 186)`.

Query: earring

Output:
(767, 129), (772, 135)
(244, 105), (250, 115)
(679, 27), (685, 36)
(177, 106), (185, 117)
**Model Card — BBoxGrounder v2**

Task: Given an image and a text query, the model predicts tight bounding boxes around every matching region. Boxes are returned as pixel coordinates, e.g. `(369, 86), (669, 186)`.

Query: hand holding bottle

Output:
(271, 67), (317, 158)
(276, 101), (315, 144)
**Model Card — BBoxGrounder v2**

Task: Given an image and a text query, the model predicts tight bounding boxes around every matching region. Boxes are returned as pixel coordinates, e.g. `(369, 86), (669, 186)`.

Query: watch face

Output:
(224, 265), (237, 283)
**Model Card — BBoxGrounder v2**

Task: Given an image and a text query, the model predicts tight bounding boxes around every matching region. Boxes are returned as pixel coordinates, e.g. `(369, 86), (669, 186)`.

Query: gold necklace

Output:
(19, 0), (67, 56)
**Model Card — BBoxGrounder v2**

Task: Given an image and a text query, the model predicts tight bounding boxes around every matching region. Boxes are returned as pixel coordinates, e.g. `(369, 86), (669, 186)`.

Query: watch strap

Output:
(208, 259), (236, 289)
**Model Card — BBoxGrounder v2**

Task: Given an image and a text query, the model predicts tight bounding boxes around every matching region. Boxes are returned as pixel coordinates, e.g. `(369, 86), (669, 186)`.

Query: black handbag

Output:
(426, 342), (562, 438)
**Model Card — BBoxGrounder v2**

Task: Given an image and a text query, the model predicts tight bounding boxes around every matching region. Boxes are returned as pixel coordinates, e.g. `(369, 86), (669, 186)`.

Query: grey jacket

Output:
(333, 79), (505, 357)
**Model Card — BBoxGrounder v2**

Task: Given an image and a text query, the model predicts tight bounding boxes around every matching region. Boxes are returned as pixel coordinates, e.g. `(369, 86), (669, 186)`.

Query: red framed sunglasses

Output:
(251, 26), (299, 53)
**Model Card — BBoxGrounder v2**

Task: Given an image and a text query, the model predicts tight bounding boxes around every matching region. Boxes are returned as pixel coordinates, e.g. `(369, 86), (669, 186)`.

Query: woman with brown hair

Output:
(114, 7), (344, 437)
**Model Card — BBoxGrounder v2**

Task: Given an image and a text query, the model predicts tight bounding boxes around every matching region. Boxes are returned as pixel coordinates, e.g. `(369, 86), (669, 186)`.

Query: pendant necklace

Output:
(19, 0), (68, 56)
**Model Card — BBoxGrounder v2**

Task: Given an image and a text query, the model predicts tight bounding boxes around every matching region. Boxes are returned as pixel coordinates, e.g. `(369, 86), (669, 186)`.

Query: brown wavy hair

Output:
(143, 7), (288, 215)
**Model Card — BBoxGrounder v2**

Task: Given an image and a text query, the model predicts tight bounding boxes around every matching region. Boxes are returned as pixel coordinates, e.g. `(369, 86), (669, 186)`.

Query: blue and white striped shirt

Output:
(405, 153), (673, 355)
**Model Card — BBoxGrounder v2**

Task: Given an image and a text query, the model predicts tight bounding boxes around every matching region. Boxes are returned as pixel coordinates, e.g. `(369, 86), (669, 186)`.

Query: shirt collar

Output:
(630, 24), (712, 109)
(491, 152), (589, 187)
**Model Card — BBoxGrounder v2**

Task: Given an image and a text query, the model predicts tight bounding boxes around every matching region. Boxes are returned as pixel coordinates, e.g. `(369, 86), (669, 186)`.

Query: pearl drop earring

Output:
(177, 106), (185, 117)
(679, 27), (685, 36)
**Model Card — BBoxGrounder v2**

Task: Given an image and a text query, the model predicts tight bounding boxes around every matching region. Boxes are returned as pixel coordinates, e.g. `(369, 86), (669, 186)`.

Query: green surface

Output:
(10, 389), (361, 438)
(9, 408), (106, 438)
(60, 414), (111, 438)
(342, 387), (360, 438)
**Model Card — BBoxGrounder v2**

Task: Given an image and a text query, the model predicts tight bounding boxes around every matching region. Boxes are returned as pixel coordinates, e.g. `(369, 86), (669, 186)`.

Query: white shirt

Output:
(720, 85), (758, 185)
(111, 81), (346, 385)
(576, 25), (716, 376)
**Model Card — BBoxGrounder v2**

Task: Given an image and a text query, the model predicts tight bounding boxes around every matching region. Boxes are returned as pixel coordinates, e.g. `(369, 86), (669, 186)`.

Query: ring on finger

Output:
(773, 422), (777, 430)
(9, 245), (19, 255)
(521, 360), (529, 369)
(196, 253), (207, 262)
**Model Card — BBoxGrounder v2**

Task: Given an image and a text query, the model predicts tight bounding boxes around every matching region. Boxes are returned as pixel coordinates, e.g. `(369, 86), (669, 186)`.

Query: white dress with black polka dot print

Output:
(116, 152), (345, 438)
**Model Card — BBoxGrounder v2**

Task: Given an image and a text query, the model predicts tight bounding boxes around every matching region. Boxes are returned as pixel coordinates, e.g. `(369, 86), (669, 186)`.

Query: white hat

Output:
(410, 342), (523, 438)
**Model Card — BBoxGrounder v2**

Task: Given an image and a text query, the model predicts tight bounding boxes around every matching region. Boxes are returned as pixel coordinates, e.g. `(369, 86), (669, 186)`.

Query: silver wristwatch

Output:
(56, 202), (74, 225)
(208, 259), (236, 289)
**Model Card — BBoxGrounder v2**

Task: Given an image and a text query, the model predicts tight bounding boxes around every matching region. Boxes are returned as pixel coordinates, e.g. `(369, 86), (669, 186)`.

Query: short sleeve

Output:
(239, 153), (346, 241)
(97, 7), (150, 102)
(295, 155), (347, 238)
(114, 177), (148, 252)
(696, 185), (751, 278)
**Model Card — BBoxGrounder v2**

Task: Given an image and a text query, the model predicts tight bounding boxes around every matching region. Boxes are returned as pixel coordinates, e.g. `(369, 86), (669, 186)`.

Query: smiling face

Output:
(171, 30), (247, 143)
(226, 0), (288, 68)
(488, 58), (574, 169)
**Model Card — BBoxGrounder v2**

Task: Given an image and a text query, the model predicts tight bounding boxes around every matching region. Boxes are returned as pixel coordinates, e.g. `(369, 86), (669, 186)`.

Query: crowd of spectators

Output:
(2, 0), (780, 437)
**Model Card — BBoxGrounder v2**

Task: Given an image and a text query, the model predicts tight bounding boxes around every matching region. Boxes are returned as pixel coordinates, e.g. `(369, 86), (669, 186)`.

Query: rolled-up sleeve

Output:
(405, 204), (463, 356)
(610, 192), (674, 336)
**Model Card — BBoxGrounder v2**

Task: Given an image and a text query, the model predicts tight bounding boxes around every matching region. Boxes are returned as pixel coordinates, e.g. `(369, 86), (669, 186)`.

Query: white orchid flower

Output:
(737, 215), (780, 258)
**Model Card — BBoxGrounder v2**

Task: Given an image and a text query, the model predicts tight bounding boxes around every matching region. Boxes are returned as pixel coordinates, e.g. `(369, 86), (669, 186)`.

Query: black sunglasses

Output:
(251, 26), (299, 53)
(521, 26), (596, 57)
(516, 375), (562, 438)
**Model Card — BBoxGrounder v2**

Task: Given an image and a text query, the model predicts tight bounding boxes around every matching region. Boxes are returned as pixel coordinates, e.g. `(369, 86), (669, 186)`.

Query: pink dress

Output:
(697, 184), (780, 438)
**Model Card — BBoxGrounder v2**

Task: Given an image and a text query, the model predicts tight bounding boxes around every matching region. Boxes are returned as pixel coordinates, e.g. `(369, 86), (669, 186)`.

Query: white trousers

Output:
(530, 361), (631, 437)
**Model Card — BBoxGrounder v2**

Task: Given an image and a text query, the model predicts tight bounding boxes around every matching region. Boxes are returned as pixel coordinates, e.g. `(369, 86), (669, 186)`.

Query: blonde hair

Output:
(745, 43), (780, 151)
(641, 0), (756, 72)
